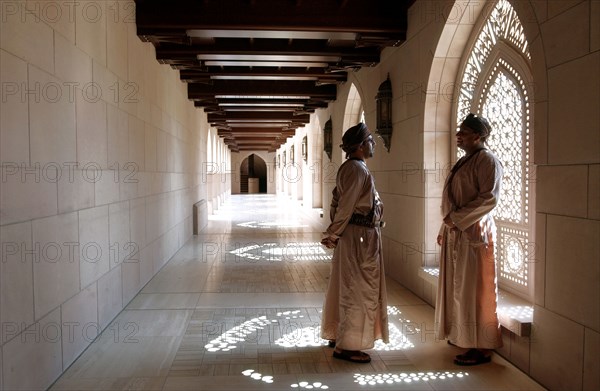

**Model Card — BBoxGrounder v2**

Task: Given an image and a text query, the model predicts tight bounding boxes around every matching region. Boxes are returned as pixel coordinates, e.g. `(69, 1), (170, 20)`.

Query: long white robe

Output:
(434, 149), (504, 349)
(320, 159), (389, 351)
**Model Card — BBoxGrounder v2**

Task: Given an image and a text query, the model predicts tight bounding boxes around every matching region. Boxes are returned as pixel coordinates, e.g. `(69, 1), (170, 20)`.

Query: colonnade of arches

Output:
(208, 0), (537, 301)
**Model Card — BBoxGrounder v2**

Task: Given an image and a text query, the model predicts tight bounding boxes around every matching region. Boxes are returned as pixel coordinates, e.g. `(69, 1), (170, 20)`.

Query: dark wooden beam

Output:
(237, 148), (271, 152)
(135, 0), (410, 35)
(234, 137), (281, 142)
(189, 80), (337, 99)
(219, 127), (296, 134)
(208, 112), (310, 122)
(180, 67), (347, 82)
(194, 98), (329, 109)
(156, 40), (380, 63)
(134, 0), (415, 152)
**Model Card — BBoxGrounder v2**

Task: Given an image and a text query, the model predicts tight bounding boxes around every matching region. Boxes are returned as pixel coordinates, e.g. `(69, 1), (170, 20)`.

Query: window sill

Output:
(419, 267), (533, 337)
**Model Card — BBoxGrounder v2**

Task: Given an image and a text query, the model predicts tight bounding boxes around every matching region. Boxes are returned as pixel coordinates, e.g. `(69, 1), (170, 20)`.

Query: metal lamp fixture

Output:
(323, 118), (333, 161)
(376, 75), (393, 152)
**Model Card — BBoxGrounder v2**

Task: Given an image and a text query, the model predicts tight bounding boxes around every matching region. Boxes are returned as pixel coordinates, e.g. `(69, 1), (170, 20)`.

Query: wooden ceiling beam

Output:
(194, 98), (329, 109)
(188, 80), (337, 99)
(135, 0), (410, 35)
(235, 136), (279, 144)
(134, 0), (414, 152)
(209, 112), (310, 121)
(235, 145), (277, 152)
(218, 127), (296, 133)
(180, 68), (347, 82)
(156, 40), (380, 62)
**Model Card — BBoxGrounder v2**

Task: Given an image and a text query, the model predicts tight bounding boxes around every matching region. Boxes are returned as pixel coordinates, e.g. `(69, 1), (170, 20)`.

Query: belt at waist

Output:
(348, 213), (385, 228)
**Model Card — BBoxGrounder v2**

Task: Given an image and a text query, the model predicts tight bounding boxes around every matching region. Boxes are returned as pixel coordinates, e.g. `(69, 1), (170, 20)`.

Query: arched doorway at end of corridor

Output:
(240, 154), (267, 193)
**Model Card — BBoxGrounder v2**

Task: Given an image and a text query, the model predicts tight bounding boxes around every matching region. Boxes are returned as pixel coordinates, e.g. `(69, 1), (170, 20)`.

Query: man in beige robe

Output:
(435, 113), (504, 366)
(320, 123), (389, 363)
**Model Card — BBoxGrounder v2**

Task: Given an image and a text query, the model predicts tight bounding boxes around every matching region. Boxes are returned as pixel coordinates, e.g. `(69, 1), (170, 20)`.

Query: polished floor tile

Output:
(51, 194), (545, 391)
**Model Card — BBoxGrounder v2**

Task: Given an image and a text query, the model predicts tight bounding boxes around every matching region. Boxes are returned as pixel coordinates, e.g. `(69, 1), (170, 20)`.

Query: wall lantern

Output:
(323, 118), (332, 161)
(290, 145), (295, 164)
(376, 75), (393, 152)
(302, 136), (308, 162)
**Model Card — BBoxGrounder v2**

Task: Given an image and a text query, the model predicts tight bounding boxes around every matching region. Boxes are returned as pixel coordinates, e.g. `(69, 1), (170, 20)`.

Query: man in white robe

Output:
(320, 123), (389, 363)
(435, 113), (504, 366)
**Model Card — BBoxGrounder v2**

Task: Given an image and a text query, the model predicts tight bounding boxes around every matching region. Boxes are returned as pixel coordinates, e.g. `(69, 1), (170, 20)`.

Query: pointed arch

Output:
(452, 0), (535, 299)
(423, 0), (546, 301)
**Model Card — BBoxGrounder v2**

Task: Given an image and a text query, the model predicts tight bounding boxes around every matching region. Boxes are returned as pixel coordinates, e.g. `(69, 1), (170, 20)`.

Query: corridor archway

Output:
(240, 154), (268, 193)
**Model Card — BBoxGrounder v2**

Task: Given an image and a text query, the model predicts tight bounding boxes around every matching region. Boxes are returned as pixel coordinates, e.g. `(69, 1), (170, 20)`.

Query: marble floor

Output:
(50, 194), (545, 391)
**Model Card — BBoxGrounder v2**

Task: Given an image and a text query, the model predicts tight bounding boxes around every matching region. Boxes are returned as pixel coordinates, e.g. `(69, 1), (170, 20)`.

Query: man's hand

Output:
(443, 214), (456, 229)
(321, 236), (338, 249)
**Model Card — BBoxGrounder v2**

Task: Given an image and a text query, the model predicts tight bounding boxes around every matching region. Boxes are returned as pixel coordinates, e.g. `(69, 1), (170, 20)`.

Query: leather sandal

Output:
(454, 349), (491, 366)
(333, 349), (371, 363)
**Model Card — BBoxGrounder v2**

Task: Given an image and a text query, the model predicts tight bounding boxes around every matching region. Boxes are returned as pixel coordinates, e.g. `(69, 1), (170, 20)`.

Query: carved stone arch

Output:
(422, 0), (547, 287)
(423, 0), (546, 151)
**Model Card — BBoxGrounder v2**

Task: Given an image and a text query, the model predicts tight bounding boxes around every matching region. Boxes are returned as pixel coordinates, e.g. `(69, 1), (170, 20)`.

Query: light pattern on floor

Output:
(204, 315), (277, 352)
(238, 220), (309, 229)
(229, 241), (332, 262)
(243, 369), (330, 389)
(374, 306), (416, 350)
(49, 195), (545, 391)
(353, 371), (469, 386)
(291, 381), (329, 389)
(242, 369), (274, 383)
(205, 310), (328, 352)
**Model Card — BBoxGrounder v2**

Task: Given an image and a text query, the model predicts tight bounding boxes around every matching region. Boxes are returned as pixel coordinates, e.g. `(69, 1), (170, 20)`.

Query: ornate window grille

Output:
(455, 0), (534, 299)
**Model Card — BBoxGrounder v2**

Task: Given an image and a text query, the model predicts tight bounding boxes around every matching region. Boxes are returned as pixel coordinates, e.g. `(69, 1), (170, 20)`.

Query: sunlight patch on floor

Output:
(353, 371), (469, 386)
(229, 241), (332, 262)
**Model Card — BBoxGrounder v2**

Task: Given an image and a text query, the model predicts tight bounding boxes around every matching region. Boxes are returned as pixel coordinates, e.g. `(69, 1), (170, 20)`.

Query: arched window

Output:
(455, 0), (534, 299)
